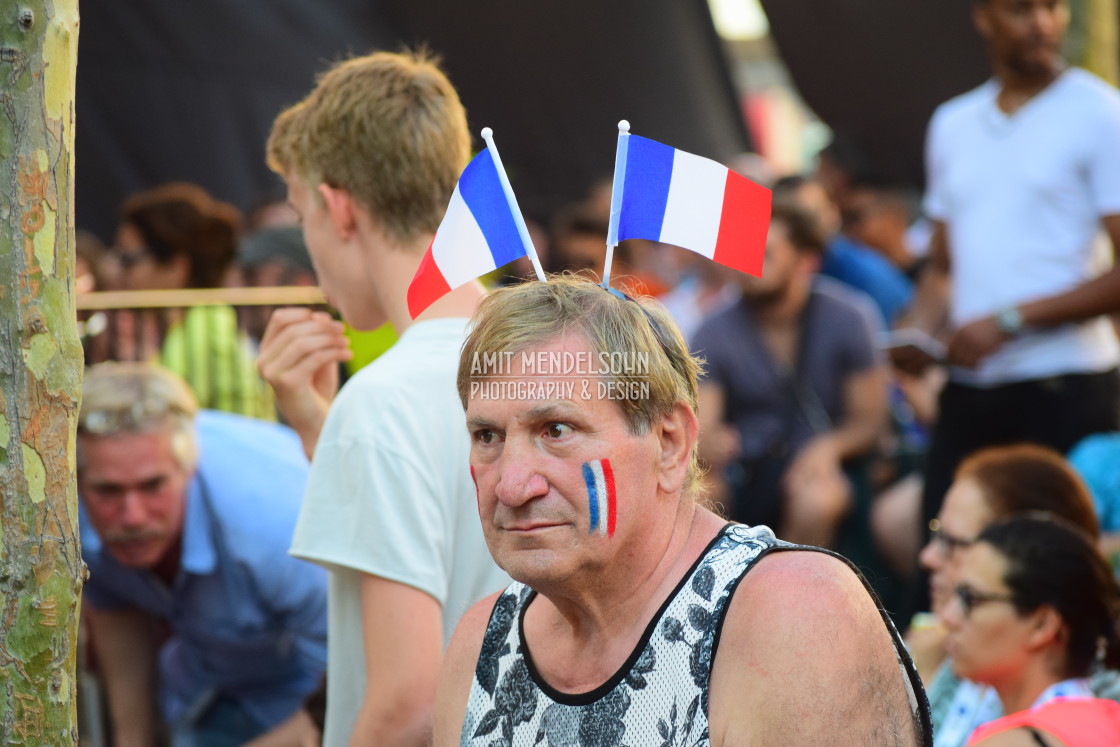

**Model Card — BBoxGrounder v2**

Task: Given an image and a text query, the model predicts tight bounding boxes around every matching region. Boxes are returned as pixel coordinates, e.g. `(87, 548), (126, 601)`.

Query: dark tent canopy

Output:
(76, 0), (750, 240)
(760, 0), (989, 187)
(77, 1), (1004, 240)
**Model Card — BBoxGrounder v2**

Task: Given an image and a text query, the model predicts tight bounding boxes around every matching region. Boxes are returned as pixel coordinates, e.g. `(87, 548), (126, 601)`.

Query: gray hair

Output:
(78, 362), (199, 472)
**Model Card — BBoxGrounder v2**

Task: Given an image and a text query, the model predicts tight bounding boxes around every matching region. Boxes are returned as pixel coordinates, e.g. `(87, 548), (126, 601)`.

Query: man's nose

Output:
(1031, 4), (1061, 36)
(493, 439), (548, 507)
(119, 491), (148, 526)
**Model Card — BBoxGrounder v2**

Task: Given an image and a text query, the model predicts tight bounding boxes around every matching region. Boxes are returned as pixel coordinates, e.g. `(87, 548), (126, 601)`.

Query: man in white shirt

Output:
(256, 51), (509, 746)
(900, 0), (1120, 542)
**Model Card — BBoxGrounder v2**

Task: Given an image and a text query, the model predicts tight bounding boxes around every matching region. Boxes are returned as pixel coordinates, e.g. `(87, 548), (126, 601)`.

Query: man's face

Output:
(738, 219), (804, 306)
(78, 428), (192, 569)
(554, 231), (606, 274)
(466, 333), (665, 589)
(286, 175), (386, 330)
(791, 181), (840, 236)
(843, 188), (905, 256)
(974, 0), (1069, 79)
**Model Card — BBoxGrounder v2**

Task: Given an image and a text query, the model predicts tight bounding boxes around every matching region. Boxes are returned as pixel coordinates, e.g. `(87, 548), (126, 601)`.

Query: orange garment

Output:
(968, 697), (1120, 747)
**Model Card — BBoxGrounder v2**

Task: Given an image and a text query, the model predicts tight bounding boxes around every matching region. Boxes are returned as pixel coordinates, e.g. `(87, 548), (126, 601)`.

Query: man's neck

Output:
(522, 503), (726, 693)
(363, 232), (487, 334)
(746, 281), (810, 329)
(151, 535), (182, 587)
(994, 61), (1065, 114)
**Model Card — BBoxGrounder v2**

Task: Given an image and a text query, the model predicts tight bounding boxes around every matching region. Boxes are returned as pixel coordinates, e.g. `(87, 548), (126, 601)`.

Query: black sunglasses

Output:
(110, 248), (153, 271)
(954, 583), (1016, 616)
(928, 518), (975, 556)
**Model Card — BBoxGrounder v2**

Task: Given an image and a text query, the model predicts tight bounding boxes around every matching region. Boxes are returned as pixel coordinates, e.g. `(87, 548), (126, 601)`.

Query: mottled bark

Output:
(0, 1), (83, 745)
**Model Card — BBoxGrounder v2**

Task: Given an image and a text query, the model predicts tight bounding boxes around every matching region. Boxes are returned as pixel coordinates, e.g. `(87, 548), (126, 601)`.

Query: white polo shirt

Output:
(924, 68), (1120, 385)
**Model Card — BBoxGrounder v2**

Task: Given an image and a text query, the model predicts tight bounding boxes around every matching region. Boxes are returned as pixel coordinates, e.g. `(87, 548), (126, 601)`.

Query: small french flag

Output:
(582, 459), (617, 537)
(407, 147), (527, 318)
(609, 133), (771, 278)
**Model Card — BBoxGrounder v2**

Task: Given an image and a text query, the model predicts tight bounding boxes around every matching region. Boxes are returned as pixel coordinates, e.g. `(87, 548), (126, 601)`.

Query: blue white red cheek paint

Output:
(581, 459), (617, 537)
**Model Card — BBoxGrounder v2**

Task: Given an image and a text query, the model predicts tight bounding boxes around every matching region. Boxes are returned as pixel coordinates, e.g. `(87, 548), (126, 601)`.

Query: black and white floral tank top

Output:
(459, 523), (930, 746)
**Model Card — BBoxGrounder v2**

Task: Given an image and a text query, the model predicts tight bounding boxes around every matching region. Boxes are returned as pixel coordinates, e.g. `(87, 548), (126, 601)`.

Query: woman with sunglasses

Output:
(946, 515), (1120, 746)
(909, 444), (1106, 746)
(105, 182), (276, 420)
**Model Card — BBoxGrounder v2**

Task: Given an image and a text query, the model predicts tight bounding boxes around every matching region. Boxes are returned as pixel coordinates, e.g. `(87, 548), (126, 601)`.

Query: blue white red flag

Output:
(407, 147), (527, 318)
(607, 132), (771, 278)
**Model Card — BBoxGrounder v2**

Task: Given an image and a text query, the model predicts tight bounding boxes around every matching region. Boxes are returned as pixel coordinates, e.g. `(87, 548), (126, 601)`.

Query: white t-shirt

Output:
(289, 318), (510, 746)
(924, 68), (1120, 385)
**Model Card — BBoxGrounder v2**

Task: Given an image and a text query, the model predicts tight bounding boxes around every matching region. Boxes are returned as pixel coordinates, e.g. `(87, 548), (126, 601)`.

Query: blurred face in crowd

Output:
(974, 0), (1069, 79)
(790, 180), (841, 237)
(78, 427), (191, 570)
(919, 476), (995, 614)
(739, 217), (809, 307)
(110, 222), (189, 291)
(942, 542), (1036, 688)
(465, 332), (668, 591)
(842, 188), (906, 257)
(554, 231), (606, 275)
(286, 174), (386, 330)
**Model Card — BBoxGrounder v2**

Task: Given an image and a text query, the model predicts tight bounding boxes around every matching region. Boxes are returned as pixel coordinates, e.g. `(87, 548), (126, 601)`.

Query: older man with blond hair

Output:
(77, 363), (325, 746)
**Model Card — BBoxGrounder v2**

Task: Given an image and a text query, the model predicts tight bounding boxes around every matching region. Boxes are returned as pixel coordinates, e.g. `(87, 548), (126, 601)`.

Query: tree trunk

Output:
(1086, 0), (1118, 86)
(0, 1), (83, 745)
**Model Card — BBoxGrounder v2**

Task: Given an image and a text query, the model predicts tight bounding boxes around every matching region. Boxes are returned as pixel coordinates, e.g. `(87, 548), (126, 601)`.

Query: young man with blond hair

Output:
(258, 50), (508, 746)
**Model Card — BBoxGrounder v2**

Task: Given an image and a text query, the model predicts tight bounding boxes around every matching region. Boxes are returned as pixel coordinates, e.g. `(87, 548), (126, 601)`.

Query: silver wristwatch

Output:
(995, 306), (1023, 336)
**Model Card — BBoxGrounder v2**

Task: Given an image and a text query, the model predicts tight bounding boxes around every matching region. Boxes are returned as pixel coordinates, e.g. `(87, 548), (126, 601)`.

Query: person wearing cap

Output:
(433, 277), (931, 745)
(258, 50), (509, 745)
(235, 225), (320, 345)
(77, 363), (326, 746)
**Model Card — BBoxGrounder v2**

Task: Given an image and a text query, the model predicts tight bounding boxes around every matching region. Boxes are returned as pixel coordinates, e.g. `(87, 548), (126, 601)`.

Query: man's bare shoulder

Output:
(432, 591), (505, 747)
(709, 549), (924, 745)
(737, 548), (871, 610)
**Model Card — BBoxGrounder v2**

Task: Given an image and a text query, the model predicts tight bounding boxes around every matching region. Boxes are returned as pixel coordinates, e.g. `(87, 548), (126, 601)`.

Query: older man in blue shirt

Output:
(78, 363), (327, 747)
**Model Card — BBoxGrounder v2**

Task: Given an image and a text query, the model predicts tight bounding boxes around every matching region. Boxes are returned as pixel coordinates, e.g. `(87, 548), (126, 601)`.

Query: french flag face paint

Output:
(581, 459), (617, 538)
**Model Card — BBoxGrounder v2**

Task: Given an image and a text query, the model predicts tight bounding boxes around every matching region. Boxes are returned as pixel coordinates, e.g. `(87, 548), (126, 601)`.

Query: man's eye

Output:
(139, 477), (167, 494)
(545, 423), (572, 439)
(473, 429), (496, 445)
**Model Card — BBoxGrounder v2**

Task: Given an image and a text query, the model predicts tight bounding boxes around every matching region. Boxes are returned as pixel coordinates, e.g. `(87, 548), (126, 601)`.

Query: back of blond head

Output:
(458, 276), (705, 493)
(267, 49), (470, 245)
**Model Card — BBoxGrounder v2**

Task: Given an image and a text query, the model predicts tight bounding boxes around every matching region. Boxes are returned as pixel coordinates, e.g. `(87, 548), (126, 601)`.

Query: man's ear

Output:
(656, 402), (699, 494)
(801, 251), (822, 276)
(317, 183), (357, 241)
(972, 3), (991, 40)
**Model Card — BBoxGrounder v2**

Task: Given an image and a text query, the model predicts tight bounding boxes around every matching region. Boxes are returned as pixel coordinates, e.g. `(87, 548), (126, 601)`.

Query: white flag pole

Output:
(480, 127), (546, 282)
(602, 119), (631, 288)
